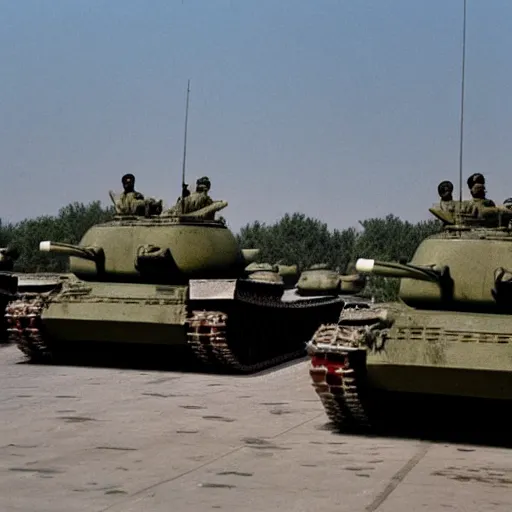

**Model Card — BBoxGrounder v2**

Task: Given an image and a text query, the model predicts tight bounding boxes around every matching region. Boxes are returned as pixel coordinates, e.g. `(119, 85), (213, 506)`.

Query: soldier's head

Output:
(196, 176), (211, 193)
(437, 180), (454, 201)
(503, 198), (512, 209)
(121, 173), (135, 193)
(467, 173), (485, 190)
(470, 183), (486, 199)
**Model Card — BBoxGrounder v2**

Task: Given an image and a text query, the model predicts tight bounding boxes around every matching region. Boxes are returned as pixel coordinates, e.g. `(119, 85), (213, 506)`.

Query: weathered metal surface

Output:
(6, 209), (355, 372)
(307, 199), (512, 432)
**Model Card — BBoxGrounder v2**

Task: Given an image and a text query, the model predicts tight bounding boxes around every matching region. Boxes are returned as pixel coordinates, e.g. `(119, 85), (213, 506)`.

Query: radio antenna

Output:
(180, 79), (191, 213)
(458, 0), (467, 202)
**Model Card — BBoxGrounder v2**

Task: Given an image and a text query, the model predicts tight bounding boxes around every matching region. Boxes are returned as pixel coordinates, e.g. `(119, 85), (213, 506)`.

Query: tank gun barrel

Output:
(39, 241), (103, 262)
(356, 258), (443, 283)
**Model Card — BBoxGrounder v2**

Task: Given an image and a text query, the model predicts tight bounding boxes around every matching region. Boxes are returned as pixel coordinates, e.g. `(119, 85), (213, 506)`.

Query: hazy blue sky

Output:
(1, 0), (511, 232)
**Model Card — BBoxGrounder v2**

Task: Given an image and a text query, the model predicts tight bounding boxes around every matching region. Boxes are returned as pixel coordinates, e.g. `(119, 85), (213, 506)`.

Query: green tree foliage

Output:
(237, 213), (357, 272)
(1, 201), (441, 301)
(238, 213), (442, 301)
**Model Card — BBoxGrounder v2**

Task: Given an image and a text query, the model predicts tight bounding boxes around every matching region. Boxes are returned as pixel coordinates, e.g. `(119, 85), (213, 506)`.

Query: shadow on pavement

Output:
(320, 393), (512, 449)
(12, 342), (307, 376)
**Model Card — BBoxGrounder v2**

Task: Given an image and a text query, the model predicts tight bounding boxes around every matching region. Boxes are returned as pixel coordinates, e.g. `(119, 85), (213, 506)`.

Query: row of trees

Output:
(0, 202), (441, 300)
(237, 213), (441, 300)
(0, 202), (114, 273)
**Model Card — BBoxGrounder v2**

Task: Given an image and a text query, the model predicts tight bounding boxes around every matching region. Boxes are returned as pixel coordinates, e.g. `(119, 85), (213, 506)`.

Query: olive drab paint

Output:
(307, 196), (512, 432)
(6, 191), (365, 373)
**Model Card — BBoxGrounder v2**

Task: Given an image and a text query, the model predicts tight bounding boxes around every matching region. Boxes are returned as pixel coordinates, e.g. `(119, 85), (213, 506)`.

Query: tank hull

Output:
(307, 304), (512, 431)
(41, 282), (188, 345)
(7, 277), (352, 373)
(366, 309), (512, 400)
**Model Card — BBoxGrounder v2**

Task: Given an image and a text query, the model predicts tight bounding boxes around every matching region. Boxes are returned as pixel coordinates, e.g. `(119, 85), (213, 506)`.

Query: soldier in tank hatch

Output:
(165, 176), (217, 217)
(115, 173), (146, 215)
(466, 173), (495, 206)
(180, 176), (213, 214)
(503, 198), (512, 209)
(467, 172), (485, 189)
(437, 180), (456, 212)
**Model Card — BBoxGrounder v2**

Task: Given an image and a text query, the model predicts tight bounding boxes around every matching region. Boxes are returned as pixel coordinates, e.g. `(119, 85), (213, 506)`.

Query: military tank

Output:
(5, 196), (366, 373)
(0, 248), (20, 342)
(307, 199), (512, 431)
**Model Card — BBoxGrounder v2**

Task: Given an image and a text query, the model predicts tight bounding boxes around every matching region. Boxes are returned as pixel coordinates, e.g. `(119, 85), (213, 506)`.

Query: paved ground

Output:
(0, 344), (511, 512)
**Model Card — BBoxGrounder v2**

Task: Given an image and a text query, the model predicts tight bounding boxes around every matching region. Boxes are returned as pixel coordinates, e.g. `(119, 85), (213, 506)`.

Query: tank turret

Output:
(38, 211), (250, 282)
(354, 203), (512, 311)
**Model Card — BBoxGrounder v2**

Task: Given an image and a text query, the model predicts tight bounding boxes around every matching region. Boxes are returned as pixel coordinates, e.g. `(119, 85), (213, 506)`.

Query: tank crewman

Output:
(467, 172), (485, 189)
(168, 176), (214, 216)
(467, 173), (495, 207)
(115, 173), (146, 215)
(437, 180), (456, 212)
(181, 183), (191, 200)
(182, 176), (213, 213)
(503, 198), (512, 209)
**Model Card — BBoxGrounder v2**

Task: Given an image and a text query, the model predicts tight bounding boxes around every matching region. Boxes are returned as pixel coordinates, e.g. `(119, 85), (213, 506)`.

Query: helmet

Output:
(437, 180), (454, 195)
(196, 176), (211, 191)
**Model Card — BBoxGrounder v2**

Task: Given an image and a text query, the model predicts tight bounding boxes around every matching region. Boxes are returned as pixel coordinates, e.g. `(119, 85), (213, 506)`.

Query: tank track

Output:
(186, 284), (348, 373)
(306, 306), (393, 431)
(186, 310), (305, 373)
(5, 295), (52, 361)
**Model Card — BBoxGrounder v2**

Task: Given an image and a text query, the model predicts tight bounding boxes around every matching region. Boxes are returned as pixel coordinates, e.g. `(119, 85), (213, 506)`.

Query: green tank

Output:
(5, 198), (353, 373)
(307, 201), (512, 430)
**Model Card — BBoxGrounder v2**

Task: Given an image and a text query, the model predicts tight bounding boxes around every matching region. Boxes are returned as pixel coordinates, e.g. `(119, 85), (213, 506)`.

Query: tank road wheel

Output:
(186, 309), (307, 373)
(186, 286), (348, 374)
(186, 311), (228, 368)
(307, 324), (371, 432)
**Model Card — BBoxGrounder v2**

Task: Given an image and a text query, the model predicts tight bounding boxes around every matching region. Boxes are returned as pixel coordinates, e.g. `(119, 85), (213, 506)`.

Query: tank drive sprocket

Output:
(306, 306), (392, 430)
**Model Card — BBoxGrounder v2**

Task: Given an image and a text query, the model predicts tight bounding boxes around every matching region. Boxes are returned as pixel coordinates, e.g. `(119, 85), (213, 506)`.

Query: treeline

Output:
(0, 202), (115, 272)
(238, 213), (442, 300)
(0, 203), (442, 300)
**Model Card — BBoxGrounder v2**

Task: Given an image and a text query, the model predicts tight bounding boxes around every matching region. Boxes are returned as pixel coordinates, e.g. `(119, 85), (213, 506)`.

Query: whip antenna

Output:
(458, 0), (467, 202)
(181, 79), (191, 213)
